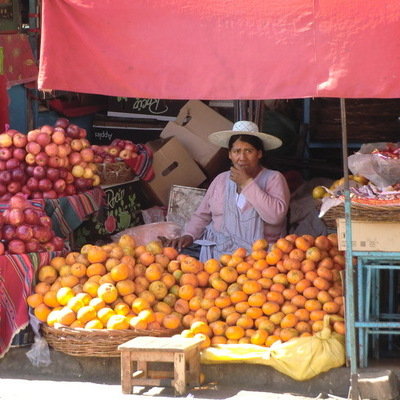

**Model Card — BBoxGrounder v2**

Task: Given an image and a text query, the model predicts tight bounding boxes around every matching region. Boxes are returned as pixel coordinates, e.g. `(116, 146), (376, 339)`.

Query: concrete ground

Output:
(1, 345), (400, 400)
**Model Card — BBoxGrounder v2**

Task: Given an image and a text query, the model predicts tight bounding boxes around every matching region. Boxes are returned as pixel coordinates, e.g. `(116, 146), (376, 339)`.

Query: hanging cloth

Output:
(196, 169), (273, 262)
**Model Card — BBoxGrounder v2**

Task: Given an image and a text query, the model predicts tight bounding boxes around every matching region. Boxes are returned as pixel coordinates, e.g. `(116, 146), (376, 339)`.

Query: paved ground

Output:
(0, 378), (343, 400)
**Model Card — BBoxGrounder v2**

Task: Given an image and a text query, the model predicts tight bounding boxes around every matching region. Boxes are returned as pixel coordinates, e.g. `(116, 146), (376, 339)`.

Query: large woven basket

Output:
(315, 199), (400, 230)
(96, 162), (135, 186)
(41, 325), (182, 357)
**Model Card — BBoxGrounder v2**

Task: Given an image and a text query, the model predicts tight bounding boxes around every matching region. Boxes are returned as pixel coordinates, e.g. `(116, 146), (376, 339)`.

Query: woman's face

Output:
(229, 139), (262, 173)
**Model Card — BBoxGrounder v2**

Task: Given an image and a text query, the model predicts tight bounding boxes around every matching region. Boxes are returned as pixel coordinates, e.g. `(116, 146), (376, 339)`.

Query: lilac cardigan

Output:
(183, 168), (291, 244)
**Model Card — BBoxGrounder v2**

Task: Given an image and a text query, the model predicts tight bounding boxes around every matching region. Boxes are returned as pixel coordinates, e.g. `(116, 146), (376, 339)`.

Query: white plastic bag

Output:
(112, 221), (182, 246)
(348, 142), (400, 188)
(26, 313), (52, 367)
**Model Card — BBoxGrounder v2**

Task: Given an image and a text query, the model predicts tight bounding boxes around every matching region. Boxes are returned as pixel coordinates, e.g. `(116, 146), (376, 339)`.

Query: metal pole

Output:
(340, 98), (359, 400)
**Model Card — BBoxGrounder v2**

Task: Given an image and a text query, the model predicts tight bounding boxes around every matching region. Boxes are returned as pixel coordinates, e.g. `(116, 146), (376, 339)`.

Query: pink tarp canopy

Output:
(38, 0), (400, 100)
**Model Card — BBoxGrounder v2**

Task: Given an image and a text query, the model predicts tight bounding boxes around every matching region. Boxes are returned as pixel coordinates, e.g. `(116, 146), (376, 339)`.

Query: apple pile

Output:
(0, 118), (101, 200)
(91, 139), (139, 164)
(0, 194), (64, 255)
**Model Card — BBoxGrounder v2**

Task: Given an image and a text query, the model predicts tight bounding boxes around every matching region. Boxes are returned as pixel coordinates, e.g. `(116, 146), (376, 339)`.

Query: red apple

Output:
(44, 143), (58, 157)
(26, 141), (41, 155)
(66, 124), (80, 139)
(80, 138), (90, 149)
(0, 133), (13, 147)
(12, 132), (28, 148)
(36, 132), (51, 147)
(40, 125), (54, 135)
(43, 190), (58, 199)
(48, 156), (61, 168)
(119, 149), (133, 159)
(35, 152), (49, 166)
(38, 178), (52, 192)
(31, 192), (43, 199)
(0, 147), (12, 161)
(64, 184), (76, 196)
(5, 158), (21, 170)
(69, 152), (82, 164)
(125, 143), (138, 152)
(108, 146), (120, 156)
(13, 148), (27, 161)
(33, 166), (46, 179)
(27, 129), (41, 142)
(11, 168), (26, 183)
(57, 144), (72, 158)
(26, 177), (39, 191)
(51, 130), (66, 145)
(54, 118), (69, 129)
(71, 139), (83, 152)
(0, 183), (7, 195)
(0, 170), (11, 184)
(7, 181), (22, 194)
(25, 153), (36, 165)
(79, 128), (87, 138)
(53, 179), (66, 194)
(80, 148), (94, 162)
(46, 167), (61, 181)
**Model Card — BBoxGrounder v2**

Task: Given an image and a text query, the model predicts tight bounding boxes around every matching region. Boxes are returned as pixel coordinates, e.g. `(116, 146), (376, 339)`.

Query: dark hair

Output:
(228, 134), (264, 152)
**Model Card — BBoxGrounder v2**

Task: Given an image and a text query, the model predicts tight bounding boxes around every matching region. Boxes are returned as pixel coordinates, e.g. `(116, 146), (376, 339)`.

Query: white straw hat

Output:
(208, 120), (282, 151)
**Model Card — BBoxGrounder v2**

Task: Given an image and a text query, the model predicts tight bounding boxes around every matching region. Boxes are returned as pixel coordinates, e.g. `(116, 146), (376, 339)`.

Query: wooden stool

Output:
(118, 336), (203, 396)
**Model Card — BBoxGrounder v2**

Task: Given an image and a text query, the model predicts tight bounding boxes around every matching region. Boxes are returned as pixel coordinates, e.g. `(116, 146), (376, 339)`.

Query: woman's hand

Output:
(158, 235), (193, 252)
(230, 166), (253, 190)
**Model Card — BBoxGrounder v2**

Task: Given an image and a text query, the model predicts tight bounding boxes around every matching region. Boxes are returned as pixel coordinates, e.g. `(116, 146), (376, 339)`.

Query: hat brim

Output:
(208, 130), (282, 151)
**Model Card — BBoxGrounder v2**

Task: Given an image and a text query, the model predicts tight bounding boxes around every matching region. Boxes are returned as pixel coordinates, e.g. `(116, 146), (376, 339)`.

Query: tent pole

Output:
(340, 98), (359, 400)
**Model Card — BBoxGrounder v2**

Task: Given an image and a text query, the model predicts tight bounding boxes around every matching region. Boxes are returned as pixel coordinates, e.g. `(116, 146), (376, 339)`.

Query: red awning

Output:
(38, 0), (400, 100)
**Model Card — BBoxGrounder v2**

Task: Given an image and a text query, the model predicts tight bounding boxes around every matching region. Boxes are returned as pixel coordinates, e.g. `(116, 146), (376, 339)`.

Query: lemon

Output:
(312, 186), (327, 199)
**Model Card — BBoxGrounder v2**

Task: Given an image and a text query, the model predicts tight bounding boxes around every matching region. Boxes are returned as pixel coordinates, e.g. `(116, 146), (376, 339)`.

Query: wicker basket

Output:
(315, 199), (400, 230)
(96, 162), (135, 186)
(41, 325), (182, 357)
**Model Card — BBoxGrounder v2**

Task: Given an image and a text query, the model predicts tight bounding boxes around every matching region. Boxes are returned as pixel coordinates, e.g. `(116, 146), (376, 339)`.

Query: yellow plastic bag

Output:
(201, 316), (345, 381)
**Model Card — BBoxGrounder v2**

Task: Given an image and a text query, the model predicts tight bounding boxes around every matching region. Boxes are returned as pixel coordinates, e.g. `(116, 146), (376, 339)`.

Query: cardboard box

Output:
(72, 179), (144, 249)
(160, 100), (232, 178)
(107, 98), (187, 121)
(337, 218), (400, 251)
(141, 137), (206, 206)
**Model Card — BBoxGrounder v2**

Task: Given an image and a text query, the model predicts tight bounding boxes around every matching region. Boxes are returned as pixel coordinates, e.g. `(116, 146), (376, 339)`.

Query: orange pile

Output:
(28, 233), (346, 349)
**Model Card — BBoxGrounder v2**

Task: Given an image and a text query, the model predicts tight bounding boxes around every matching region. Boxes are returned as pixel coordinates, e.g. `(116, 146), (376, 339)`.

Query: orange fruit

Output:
(87, 246), (108, 263)
(86, 263), (106, 277)
(225, 326), (245, 340)
(97, 283), (118, 304)
(163, 314), (181, 330)
(77, 305), (97, 324)
(115, 279), (135, 296)
(43, 291), (60, 308)
(242, 280), (262, 295)
(56, 306), (76, 325)
(250, 329), (268, 345)
(97, 307), (116, 325)
(107, 314), (129, 329)
(252, 238), (269, 251)
(27, 293), (44, 308)
(148, 280), (168, 300)
(56, 287), (75, 305)
(110, 263), (130, 281)
(262, 301), (280, 316)
(38, 265), (58, 284)
(34, 303), (52, 322)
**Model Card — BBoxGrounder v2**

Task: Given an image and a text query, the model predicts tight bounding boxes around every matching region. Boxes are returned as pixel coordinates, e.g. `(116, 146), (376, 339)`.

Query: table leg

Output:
(121, 351), (133, 394)
(174, 352), (186, 396)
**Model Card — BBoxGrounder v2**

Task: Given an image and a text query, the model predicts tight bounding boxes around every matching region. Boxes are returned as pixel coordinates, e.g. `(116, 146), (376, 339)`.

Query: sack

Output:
(201, 316), (345, 381)
(348, 142), (400, 188)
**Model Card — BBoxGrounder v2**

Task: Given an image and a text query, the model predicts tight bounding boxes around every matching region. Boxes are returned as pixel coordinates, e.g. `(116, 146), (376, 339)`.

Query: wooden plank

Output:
(132, 370), (145, 378)
(119, 336), (204, 351)
(120, 351), (133, 394)
(133, 352), (175, 362)
(131, 378), (171, 386)
(174, 352), (186, 396)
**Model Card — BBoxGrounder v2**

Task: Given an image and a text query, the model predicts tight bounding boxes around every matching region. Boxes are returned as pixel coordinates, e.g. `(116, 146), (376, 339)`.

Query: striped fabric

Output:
(43, 187), (106, 238)
(0, 251), (62, 358)
(124, 144), (155, 182)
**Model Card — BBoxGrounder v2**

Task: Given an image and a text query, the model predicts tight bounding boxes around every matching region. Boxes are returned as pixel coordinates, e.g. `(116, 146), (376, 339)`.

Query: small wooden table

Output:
(118, 336), (204, 396)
